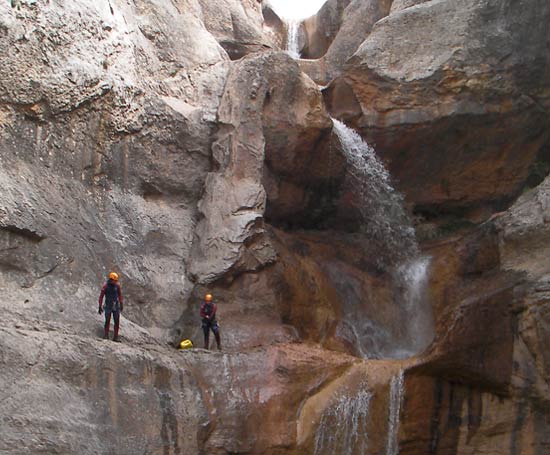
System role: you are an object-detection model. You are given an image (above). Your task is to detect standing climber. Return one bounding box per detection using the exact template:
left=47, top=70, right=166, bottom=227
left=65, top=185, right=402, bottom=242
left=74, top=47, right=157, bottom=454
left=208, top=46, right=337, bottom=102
left=200, top=293, right=221, bottom=350
left=98, top=272, right=124, bottom=342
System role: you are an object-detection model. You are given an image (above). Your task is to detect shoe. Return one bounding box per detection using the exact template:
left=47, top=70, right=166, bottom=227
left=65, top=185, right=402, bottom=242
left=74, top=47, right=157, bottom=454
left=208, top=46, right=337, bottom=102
left=103, top=333, right=109, bottom=340
left=112, top=336, right=121, bottom=343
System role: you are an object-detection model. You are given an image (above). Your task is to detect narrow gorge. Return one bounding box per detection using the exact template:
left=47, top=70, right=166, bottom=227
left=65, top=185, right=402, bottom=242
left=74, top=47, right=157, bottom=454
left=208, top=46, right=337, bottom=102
left=1, top=0, right=550, bottom=454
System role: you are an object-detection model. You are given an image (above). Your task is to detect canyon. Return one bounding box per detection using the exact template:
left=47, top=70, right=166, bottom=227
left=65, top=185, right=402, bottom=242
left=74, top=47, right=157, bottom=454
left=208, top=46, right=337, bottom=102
left=1, top=0, right=550, bottom=453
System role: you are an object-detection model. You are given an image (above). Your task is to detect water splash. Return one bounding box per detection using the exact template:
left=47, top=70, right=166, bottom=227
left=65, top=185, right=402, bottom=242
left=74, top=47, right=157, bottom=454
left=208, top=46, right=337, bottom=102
left=386, top=371, right=405, bottom=455
left=314, top=387, right=372, bottom=455
left=331, top=118, right=418, bottom=266
left=286, top=20, right=301, bottom=59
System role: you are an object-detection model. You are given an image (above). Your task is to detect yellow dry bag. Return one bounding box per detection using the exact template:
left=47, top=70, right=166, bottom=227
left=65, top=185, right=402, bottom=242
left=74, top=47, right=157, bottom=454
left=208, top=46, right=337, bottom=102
left=179, top=339, right=193, bottom=350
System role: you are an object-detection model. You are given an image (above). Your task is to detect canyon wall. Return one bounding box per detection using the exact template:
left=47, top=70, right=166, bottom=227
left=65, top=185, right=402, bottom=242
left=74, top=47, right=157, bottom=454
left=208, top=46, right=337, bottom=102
left=1, top=0, right=550, bottom=454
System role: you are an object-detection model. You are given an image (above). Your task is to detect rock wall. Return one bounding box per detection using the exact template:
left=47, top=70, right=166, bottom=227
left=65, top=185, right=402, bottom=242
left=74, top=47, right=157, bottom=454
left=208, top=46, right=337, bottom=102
left=324, top=0, right=550, bottom=217
left=1, top=0, right=550, bottom=454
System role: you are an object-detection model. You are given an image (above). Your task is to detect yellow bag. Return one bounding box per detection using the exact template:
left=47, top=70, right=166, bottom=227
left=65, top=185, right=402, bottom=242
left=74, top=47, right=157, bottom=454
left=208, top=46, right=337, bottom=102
left=179, top=339, right=193, bottom=350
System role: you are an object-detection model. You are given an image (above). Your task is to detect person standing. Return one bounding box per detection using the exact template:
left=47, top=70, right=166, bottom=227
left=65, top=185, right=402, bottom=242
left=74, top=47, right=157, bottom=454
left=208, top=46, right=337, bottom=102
left=200, top=293, right=221, bottom=350
left=98, top=272, right=124, bottom=342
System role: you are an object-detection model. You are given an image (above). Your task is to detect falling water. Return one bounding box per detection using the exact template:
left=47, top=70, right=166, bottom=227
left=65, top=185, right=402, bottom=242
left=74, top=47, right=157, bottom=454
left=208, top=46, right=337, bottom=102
left=286, top=20, right=301, bottom=59
left=314, top=387, right=372, bottom=455
left=331, top=119, right=418, bottom=266
left=331, top=118, right=434, bottom=358
left=386, top=371, right=405, bottom=455
left=395, top=256, right=434, bottom=354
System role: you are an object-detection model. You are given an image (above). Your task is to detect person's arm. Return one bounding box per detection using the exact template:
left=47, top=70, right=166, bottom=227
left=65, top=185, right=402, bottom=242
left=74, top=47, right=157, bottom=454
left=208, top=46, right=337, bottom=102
left=199, top=303, right=207, bottom=319
left=117, top=284, right=124, bottom=312
left=211, top=303, right=217, bottom=320
left=98, top=284, right=106, bottom=313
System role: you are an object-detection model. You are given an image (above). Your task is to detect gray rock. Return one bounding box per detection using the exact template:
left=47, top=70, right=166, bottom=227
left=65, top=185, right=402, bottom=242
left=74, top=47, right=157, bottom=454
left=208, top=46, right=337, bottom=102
left=197, top=0, right=276, bottom=59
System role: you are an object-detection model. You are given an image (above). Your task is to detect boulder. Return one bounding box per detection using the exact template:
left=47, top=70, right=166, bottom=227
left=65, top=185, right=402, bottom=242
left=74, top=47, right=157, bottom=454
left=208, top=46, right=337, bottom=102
left=302, top=0, right=352, bottom=59
left=188, top=52, right=332, bottom=284
left=300, top=0, right=393, bottom=84
left=325, top=0, right=550, bottom=216
left=197, top=0, right=277, bottom=59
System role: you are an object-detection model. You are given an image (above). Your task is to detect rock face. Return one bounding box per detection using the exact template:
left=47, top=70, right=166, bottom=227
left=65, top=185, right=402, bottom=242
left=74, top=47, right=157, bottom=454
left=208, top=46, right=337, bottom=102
left=0, top=0, right=231, bottom=339
left=197, top=0, right=278, bottom=59
left=2, top=0, right=550, bottom=454
left=396, top=176, right=550, bottom=454
left=299, top=0, right=393, bottom=84
left=325, top=0, right=550, bottom=217
left=188, top=52, right=330, bottom=284
left=302, top=0, right=351, bottom=59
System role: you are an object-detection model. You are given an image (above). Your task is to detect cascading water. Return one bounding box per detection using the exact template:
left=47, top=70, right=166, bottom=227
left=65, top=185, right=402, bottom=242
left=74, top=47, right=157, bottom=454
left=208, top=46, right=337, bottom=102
left=330, top=118, right=434, bottom=359
left=386, top=371, right=405, bottom=455
left=331, top=119, right=418, bottom=265
left=394, top=255, right=433, bottom=356
left=314, top=387, right=372, bottom=455
left=286, top=20, right=301, bottom=59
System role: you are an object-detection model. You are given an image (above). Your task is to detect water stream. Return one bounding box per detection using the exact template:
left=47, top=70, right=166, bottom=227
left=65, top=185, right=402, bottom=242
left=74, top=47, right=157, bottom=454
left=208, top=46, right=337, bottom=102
left=286, top=20, right=301, bottom=59
left=314, top=387, right=372, bottom=455
left=331, top=119, right=418, bottom=265
left=331, top=118, right=434, bottom=359
left=386, top=371, right=405, bottom=455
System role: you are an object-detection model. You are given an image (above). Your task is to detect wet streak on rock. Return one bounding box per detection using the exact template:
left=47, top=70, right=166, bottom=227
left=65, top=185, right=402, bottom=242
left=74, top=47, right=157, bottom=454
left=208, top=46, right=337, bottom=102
left=466, top=388, right=483, bottom=443
left=510, top=399, right=528, bottom=455
left=428, top=379, right=444, bottom=455
left=154, top=366, right=181, bottom=455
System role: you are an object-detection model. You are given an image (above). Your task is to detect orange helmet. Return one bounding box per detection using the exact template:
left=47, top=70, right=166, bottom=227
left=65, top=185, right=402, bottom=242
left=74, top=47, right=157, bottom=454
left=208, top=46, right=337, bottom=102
left=205, top=293, right=213, bottom=302
left=109, top=272, right=119, bottom=281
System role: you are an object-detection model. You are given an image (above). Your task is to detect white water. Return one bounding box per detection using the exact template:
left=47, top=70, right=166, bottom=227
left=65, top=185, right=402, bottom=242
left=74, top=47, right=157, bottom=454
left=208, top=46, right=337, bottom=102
left=395, top=256, right=434, bottom=355
left=331, top=118, right=434, bottom=359
left=286, top=20, right=301, bottom=59
left=314, top=387, right=372, bottom=455
left=386, top=371, right=405, bottom=455
left=331, top=119, right=418, bottom=265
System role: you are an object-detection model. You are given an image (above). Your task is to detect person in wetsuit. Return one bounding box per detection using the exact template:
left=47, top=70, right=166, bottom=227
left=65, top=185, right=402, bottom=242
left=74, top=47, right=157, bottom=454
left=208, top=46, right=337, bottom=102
left=98, top=272, right=124, bottom=342
left=200, top=293, right=221, bottom=350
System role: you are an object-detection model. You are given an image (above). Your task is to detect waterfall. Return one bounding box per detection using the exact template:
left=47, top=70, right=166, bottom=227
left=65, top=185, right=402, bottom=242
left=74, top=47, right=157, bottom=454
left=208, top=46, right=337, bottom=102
left=331, top=118, right=434, bottom=359
left=394, top=256, right=434, bottom=355
left=386, top=371, right=405, bottom=455
left=314, top=387, right=372, bottom=455
left=331, top=118, right=418, bottom=266
left=286, top=20, right=301, bottom=59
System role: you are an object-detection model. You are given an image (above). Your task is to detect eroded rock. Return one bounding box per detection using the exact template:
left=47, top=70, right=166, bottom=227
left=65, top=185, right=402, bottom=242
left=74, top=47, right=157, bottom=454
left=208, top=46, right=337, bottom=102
left=325, top=0, right=550, bottom=215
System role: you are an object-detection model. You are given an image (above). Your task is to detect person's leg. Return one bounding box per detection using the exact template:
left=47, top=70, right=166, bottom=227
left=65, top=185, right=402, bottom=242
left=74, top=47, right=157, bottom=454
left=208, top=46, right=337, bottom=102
left=212, top=324, right=221, bottom=350
left=202, top=322, right=210, bottom=349
left=104, top=310, right=112, bottom=339
left=112, top=310, right=120, bottom=341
